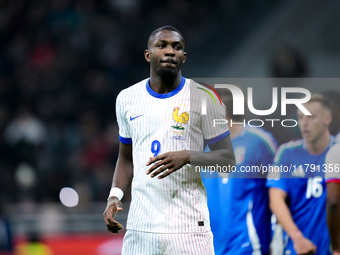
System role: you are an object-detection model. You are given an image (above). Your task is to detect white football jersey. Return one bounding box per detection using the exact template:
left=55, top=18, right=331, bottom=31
left=116, top=76, right=229, bottom=233
left=335, top=131, right=340, bottom=143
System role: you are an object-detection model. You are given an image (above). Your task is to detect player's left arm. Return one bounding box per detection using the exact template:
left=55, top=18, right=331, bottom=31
left=146, top=136, right=235, bottom=179
left=191, top=135, right=235, bottom=168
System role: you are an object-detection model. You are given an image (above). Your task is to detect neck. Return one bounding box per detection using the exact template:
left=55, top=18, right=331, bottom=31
left=229, top=119, right=244, bottom=139
left=149, top=70, right=182, bottom=94
left=305, top=131, right=331, bottom=155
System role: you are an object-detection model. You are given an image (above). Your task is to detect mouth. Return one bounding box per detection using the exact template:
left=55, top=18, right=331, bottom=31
left=302, top=130, right=310, bottom=136
left=160, top=59, right=178, bottom=65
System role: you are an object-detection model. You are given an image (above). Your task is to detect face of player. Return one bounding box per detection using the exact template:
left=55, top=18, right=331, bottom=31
left=144, top=30, right=187, bottom=78
left=297, top=101, right=331, bottom=144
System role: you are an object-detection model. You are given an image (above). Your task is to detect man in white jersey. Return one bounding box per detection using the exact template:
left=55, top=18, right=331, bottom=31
left=325, top=142, right=340, bottom=255
left=103, top=25, right=235, bottom=255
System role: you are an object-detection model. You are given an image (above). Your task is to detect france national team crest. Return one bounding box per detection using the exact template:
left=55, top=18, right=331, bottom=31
left=172, top=106, right=189, bottom=140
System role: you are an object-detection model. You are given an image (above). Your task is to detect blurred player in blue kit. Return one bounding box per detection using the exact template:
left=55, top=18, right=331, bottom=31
left=202, top=90, right=278, bottom=255
left=267, top=94, right=334, bottom=255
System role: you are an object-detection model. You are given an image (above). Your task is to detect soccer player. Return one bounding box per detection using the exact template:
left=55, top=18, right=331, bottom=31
left=325, top=142, right=340, bottom=255
left=103, top=25, right=235, bottom=255
left=202, top=90, right=278, bottom=255
left=267, top=94, right=334, bottom=255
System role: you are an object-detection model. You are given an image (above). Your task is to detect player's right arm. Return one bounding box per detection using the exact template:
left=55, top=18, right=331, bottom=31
left=103, top=142, right=133, bottom=233
left=269, top=188, right=317, bottom=255
left=326, top=181, right=340, bottom=255
left=325, top=143, right=340, bottom=255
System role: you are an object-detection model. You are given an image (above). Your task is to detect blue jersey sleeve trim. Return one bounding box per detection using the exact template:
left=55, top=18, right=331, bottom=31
left=265, top=185, right=288, bottom=195
left=206, top=130, right=230, bottom=145
left=119, top=136, right=132, bottom=144
left=146, top=76, right=185, bottom=98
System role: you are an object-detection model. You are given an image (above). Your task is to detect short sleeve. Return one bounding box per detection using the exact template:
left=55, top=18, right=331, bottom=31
left=266, top=143, right=289, bottom=192
left=201, top=91, right=230, bottom=145
left=116, top=91, right=132, bottom=144
left=266, top=177, right=289, bottom=193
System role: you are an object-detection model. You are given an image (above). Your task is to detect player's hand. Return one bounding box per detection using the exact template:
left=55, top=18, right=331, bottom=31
left=292, top=235, right=317, bottom=255
left=146, top=150, right=190, bottom=179
left=103, top=196, right=123, bottom=233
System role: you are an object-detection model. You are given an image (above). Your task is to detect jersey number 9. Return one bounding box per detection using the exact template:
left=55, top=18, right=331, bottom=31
left=151, top=140, right=161, bottom=157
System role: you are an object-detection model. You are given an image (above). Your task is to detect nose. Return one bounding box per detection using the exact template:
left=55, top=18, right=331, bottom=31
left=300, top=116, right=309, bottom=127
left=165, top=45, right=175, bottom=56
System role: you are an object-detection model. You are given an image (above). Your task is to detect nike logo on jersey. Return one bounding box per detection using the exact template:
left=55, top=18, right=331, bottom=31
left=130, top=114, right=144, bottom=121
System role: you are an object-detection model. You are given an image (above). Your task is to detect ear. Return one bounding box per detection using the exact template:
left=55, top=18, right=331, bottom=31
left=325, top=111, right=332, bottom=126
left=182, top=51, right=187, bottom=64
left=324, top=111, right=332, bottom=126
left=144, top=49, right=151, bottom=63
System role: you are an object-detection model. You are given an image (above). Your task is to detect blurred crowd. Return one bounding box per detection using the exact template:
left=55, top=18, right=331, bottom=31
left=0, top=0, right=130, bottom=204
left=0, top=0, right=281, bottom=205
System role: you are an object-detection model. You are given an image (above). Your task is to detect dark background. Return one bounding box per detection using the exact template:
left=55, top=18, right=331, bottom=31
left=0, top=0, right=339, bottom=252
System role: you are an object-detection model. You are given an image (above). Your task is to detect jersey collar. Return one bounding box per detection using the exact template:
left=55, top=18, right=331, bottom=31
left=302, top=135, right=335, bottom=153
left=146, top=76, right=185, bottom=99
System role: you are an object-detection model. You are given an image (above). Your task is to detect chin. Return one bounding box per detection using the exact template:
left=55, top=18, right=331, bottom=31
left=158, top=68, right=178, bottom=79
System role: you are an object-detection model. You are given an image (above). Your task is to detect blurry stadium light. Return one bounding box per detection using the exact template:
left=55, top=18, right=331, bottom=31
left=15, top=162, right=37, bottom=189
left=59, top=187, right=79, bottom=207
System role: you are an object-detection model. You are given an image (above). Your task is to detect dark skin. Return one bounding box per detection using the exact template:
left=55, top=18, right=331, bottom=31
left=327, top=182, right=340, bottom=255
left=145, top=30, right=187, bottom=93
left=103, top=143, right=132, bottom=233
left=103, top=29, right=235, bottom=233
left=146, top=138, right=234, bottom=179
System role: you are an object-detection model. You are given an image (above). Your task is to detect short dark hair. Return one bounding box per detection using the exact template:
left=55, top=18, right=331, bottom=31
left=147, top=25, right=185, bottom=49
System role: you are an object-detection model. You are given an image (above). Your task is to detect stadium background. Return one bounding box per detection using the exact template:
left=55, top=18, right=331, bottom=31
left=0, top=0, right=339, bottom=254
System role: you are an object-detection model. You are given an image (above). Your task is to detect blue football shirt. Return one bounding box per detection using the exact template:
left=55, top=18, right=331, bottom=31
left=203, top=126, right=277, bottom=255
left=266, top=137, right=335, bottom=255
